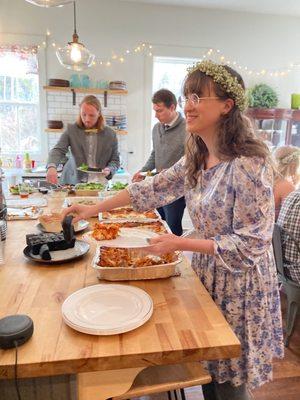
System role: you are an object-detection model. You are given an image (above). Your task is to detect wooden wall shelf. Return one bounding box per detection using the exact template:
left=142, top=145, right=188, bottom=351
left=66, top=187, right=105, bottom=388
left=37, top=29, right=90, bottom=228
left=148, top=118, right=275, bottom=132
left=43, top=86, right=128, bottom=95
left=246, top=107, right=300, bottom=146
left=44, top=128, right=128, bottom=135
left=246, top=108, right=292, bottom=120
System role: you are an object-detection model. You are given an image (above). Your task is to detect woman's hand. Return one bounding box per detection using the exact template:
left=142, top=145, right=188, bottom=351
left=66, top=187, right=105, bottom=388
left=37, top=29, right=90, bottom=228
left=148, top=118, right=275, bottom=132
left=132, top=171, right=145, bottom=183
left=146, top=233, right=183, bottom=255
left=61, top=204, right=98, bottom=223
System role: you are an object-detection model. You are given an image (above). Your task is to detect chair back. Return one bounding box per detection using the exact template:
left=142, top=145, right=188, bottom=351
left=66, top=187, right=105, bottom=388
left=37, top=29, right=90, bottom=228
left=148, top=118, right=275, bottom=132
left=272, top=223, right=285, bottom=276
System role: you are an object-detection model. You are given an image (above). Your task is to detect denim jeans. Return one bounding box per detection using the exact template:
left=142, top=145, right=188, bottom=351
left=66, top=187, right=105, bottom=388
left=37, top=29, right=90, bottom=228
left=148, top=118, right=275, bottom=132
left=157, top=196, right=186, bottom=236
left=202, top=381, right=253, bottom=400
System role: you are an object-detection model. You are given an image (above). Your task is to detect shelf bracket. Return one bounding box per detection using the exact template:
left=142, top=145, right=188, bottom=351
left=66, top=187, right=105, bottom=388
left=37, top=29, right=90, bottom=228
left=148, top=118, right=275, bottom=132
left=104, top=90, right=108, bottom=108
left=71, top=88, right=76, bottom=106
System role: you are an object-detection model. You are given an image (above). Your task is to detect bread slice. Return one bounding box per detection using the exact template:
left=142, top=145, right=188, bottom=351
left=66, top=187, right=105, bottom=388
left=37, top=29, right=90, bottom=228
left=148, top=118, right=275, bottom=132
left=39, top=213, right=62, bottom=233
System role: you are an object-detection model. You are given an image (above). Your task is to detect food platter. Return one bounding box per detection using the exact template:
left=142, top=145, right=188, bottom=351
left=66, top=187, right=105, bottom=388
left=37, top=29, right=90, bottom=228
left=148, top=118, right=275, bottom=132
left=6, top=198, right=48, bottom=209
left=64, top=197, right=100, bottom=207
left=92, top=220, right=170, bottom=234
left=99, top=207, right=160, bottom=222
left=91, top=246, right=181, bottom=281
left=9, top=186, right=35, bottom=195
left=7, top=207, right=42, bottom=220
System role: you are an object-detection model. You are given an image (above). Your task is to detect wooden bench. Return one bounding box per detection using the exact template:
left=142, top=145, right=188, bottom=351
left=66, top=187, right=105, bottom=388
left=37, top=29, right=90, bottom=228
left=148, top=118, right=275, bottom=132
left=77, top=362, right=212, bottom=400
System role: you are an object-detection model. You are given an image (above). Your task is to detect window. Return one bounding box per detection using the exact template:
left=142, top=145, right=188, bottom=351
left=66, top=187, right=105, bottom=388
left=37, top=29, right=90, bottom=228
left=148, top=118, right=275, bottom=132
left=152, top=56, right=198, bottom=130
left=153, top=56, right=198, bottom=106
left=0, top=45, right=40, bottom=158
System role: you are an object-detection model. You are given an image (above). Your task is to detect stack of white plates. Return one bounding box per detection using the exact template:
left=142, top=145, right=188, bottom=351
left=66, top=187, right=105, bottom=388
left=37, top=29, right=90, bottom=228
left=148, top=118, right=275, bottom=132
left=62, top=284, right=153, bottom=335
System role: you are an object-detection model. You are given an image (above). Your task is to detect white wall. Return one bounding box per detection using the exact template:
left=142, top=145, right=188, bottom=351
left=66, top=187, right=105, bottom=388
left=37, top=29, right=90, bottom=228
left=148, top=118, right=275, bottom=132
left=1, top=0, right=300, bottom=172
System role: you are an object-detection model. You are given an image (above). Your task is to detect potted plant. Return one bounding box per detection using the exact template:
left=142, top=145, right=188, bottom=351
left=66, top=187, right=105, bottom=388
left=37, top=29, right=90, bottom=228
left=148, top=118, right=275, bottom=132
left=247, top=83, right=279, bottom=108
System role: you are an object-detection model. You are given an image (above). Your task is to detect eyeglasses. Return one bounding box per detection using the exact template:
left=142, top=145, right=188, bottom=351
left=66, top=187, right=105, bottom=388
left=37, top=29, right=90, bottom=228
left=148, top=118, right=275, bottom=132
left=178, top=93, right=220, bottom=108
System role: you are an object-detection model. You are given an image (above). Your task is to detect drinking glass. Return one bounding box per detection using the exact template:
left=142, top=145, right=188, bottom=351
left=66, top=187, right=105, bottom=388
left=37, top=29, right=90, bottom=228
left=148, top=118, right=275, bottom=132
left=19, top=183, right=30, bottom=199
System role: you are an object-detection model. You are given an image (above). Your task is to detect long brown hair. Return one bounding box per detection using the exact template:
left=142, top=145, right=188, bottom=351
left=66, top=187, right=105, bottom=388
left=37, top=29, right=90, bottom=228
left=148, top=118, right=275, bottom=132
left=76, top=95, right=105, bottom=131
left=184, top=65, right=270, bottom=187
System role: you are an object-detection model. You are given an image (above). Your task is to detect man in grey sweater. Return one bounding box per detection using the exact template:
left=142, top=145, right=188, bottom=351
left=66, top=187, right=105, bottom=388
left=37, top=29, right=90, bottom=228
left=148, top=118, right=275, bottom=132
left=132, top=89, right=186, bottom=235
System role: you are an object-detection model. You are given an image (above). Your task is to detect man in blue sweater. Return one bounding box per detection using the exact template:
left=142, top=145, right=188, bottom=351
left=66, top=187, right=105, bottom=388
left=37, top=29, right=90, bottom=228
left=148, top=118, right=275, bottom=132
left=132, top=89, right=186, bottom=236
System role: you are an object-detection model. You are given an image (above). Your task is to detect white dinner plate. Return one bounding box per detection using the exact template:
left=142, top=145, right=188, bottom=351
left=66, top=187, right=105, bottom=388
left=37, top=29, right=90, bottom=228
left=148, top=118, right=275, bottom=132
left=62, top=284, right=153, bottom=335
left=23, top=240, right=90, bottom=264
left=82, top=227, right=158, bottom=247
left=77, top=168, right=105, bottom=175
left=36, top=219, right=89, bottom=234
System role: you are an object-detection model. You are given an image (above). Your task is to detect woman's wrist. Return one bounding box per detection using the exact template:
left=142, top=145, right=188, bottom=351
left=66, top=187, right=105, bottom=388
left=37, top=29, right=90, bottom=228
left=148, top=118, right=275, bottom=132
left=178, top=237, right=215, bottom=255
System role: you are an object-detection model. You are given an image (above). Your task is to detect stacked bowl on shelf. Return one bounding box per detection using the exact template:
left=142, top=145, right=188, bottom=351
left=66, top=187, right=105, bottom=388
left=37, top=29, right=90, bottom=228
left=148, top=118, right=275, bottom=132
left=104, top=114, right=127, bottom=130
left=48, top=79, right=70, bottom=87
left=109, top=81, right=127, bottom=90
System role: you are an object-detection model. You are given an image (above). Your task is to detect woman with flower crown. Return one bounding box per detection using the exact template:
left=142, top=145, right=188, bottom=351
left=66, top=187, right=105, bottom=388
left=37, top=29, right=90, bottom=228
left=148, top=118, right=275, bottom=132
left=273, top=145, right=300, bottom=219
left=62, top=61, right=284, bottom=399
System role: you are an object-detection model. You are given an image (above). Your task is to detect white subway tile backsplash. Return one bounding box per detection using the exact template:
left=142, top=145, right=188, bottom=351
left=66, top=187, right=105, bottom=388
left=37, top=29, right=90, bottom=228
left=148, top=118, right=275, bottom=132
left=46, top=89, right=128, bottom=168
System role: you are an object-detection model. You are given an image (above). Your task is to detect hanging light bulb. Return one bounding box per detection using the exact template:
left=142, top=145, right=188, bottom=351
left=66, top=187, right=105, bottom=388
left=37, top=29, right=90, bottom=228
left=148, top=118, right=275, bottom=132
left=70, top=43, right=82, bottom=63
left=56, top=1, right=95, bottom=71
left=25, top=0, right=73, bottom=7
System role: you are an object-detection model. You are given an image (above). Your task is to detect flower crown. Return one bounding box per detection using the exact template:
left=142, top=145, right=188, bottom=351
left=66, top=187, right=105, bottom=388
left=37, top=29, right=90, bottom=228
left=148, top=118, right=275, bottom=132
left=280, top=150, right=300, bottom=165
left=187, top=60, right=247, bottom=111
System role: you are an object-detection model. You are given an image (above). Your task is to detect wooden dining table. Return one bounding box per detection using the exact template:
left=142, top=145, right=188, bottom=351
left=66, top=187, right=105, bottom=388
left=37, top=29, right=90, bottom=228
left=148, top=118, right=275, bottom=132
left=0, top=194, right=240, bottom=398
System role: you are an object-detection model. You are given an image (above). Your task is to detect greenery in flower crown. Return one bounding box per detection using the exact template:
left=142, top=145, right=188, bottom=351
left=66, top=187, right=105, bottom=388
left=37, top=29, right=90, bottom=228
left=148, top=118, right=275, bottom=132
left=280, top=149, right=300, bottom=165
left=187, top=60, right=247, bottom=111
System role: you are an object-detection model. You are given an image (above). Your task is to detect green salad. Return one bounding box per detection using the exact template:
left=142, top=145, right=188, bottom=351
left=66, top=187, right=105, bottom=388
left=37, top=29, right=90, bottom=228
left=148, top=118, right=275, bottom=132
left=78, top=163, right=89, bottom=171
left=75, top=182, right=105, bottom=190
left=110, top=182, right=128, bottom=191
left=9, top=185, right=34, bottom=195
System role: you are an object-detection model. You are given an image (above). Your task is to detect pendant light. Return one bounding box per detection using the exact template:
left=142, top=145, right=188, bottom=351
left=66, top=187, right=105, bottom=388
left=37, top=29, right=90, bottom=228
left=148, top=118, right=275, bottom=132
left=25, top=0, right=73, bottom=7
left=56, top=1, right=95, bottom=71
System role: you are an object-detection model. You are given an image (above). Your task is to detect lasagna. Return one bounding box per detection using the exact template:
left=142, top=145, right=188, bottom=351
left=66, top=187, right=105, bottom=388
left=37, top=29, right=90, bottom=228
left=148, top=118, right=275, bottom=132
left=102, top=207, right=158, bottom=220
left=97, top=246, right=177, bottom=268
left=92, top=222, right=120, bottom=240
left=98, top=221, right=168, bottom=234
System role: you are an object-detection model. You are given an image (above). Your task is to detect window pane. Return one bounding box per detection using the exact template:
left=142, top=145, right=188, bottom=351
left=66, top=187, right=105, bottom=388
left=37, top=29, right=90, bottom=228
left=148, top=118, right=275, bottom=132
left=16, top=77, right=38, bottom=102
left=5, top=77, right=11, bottom=100
left=18, top=105, right=39, bottom=152
left=0, top=103, right=40, bottom=154
left=0, top=77, right=4, bottom=100
left=153, top=57, right=198, bottom=102
left=0, top=103, right=18, bottom=153
left=0, top=48, right=40, bottom=157
left=152, top=56, right=198, bottom=132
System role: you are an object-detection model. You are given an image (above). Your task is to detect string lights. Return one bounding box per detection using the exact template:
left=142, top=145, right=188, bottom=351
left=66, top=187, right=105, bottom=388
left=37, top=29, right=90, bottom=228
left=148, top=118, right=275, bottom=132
left=19, top=36, right=300, bottom=77
left=201, top=48, right=299, bottom=78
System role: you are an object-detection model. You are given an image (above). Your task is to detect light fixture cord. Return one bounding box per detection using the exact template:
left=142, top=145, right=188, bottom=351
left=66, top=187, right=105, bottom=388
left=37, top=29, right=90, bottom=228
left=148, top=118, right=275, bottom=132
left=73, top=1, right=77, bottom=35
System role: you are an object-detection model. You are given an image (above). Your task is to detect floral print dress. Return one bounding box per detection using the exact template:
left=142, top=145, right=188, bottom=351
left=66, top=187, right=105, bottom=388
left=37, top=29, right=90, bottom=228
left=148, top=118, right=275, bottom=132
left=127, top=156, right=284, bottom=389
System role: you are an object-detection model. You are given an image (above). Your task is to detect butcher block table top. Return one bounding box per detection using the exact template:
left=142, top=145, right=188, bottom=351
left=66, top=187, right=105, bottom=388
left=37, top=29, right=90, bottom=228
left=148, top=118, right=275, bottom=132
left=0, top=195, right=240, bottom=379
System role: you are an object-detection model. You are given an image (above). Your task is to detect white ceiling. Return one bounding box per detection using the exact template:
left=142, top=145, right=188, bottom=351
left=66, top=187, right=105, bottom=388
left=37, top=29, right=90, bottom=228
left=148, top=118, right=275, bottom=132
left=119, top=0, right=300, bottom=17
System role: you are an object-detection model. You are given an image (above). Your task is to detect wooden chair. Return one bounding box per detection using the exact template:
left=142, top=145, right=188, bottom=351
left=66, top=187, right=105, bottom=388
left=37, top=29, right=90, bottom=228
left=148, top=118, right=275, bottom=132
left=77, top=362, right=212, bottom=400
left=272, top=223, right=300, bottom=346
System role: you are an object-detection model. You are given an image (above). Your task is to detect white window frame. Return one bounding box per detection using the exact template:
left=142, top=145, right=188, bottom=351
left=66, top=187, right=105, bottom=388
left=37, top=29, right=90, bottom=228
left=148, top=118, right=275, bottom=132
left=143, top=44, right=210, bottom=159
left=0, top=33, right=47, bottom=163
